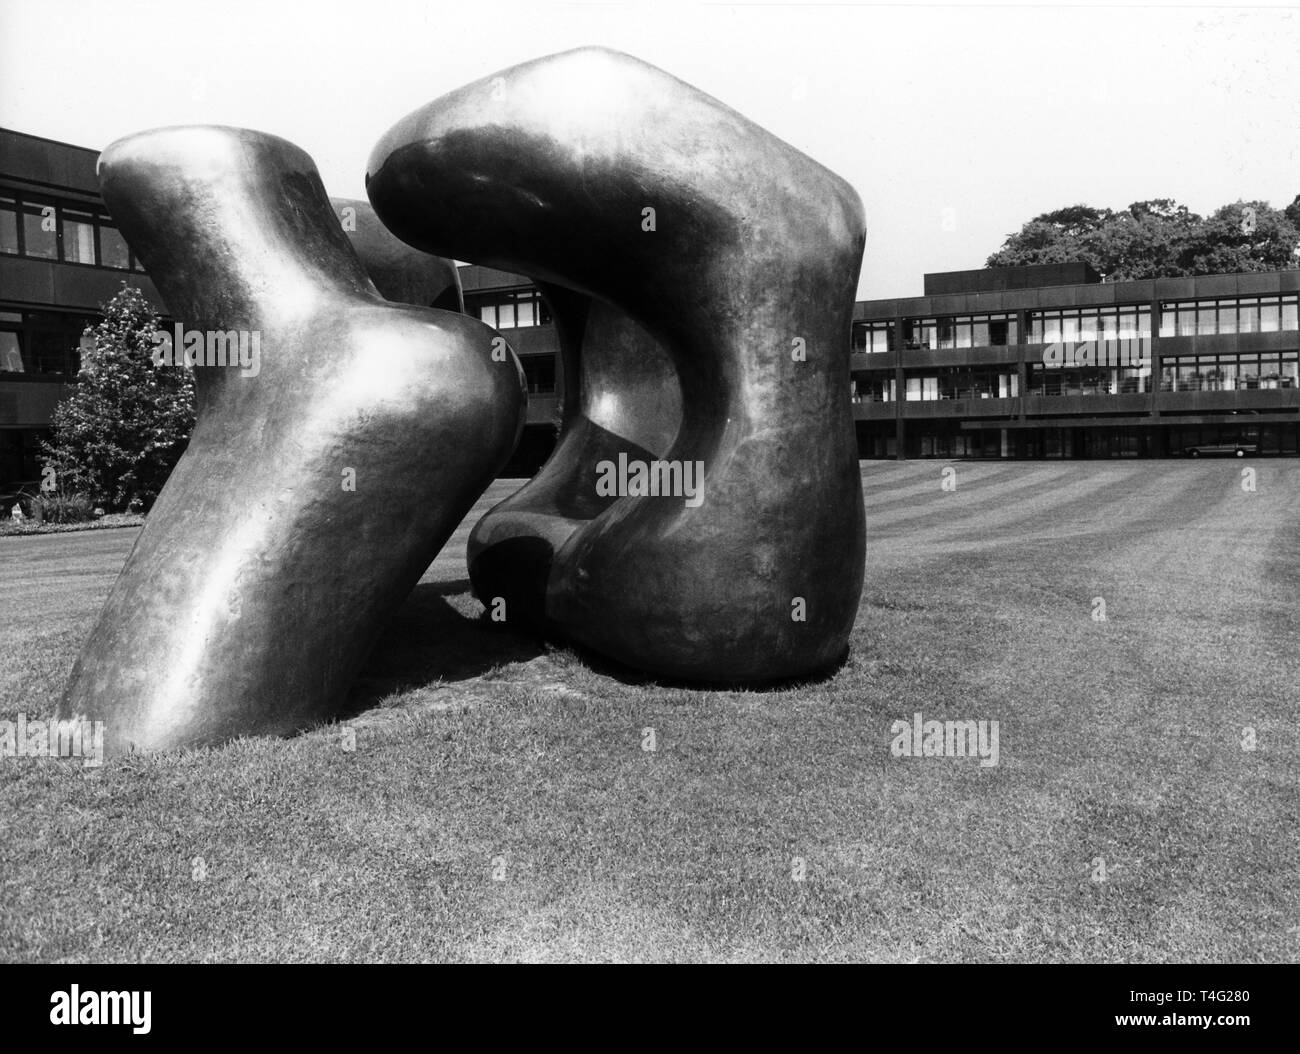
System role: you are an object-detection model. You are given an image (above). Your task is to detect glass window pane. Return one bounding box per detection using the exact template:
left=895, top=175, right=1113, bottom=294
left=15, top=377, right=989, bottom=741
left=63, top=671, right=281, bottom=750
left=1282, top=357, right=1299, bottom=388
left=99, top=225, right=130, bottom=269
left=1283, top=299, right=1298, bottom=331
left=478, top=305, right=496, bottom=327
left=971, top=322, right=990, bottom=346
left=496, top=303, right=516, bottom=329
left=1238, top=299, right=1258, bottom=333
left=1077, top=312, right=1099, bottom=342
left=1197, top=306, right=1216, bottom=335
left=1261, top=303, right=1280, bottom=332
left=0, top=200, right=17, bottom=254
left=1177, top=306, right=1195, bottom=335
left=0, top=332, right=23, bottom=372
left=937, top=320, right=955, bottom=349
left=22, top=205, right=57, bottom=258
left=62, top=211, right=96, bottom=264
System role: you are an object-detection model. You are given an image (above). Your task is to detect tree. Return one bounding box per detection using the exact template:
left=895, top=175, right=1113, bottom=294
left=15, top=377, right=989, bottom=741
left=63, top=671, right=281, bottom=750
left=987, top=197, right=1300, bottom=280
left=41, top=283, right=195, bottom=511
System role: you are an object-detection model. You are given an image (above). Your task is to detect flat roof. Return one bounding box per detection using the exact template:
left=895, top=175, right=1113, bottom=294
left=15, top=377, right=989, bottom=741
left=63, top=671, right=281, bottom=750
left=856, top=269, right=1300, bottom=320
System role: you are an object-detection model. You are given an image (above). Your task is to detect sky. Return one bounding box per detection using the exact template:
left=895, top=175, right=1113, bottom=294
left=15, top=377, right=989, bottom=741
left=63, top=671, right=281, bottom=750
left=1, top=0, right=1296, bottom=300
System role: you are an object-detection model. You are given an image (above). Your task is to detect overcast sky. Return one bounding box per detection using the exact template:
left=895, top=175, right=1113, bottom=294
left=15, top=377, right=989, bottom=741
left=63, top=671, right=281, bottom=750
left=1, top=0, right=1295, bottom=299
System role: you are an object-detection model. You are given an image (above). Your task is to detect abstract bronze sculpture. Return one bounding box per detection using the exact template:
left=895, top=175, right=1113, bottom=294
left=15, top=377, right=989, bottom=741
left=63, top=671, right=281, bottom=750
left=58, top=127, right=525, bottom=755
left=367, top=47, right=866, bottom=683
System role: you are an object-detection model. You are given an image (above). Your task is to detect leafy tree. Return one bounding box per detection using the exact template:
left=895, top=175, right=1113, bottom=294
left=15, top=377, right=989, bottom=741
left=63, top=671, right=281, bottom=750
left=987, top=197, right=1300, bottom=280
left=1179, top=201, right=1300, bottom=276
left=41, top=283, right=195, bottom=511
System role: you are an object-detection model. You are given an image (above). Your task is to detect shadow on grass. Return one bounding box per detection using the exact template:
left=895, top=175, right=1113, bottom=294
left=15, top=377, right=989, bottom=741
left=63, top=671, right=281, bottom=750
left=343, top=579, right=545, bottom=715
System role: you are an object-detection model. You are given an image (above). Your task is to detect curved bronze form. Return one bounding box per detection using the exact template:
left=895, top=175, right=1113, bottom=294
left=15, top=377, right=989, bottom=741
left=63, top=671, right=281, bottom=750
left=329, top=196, right=464, bottom=312
left=58, top=126, right=525, bottom=755
left=367, top=47, right=866, bottom=683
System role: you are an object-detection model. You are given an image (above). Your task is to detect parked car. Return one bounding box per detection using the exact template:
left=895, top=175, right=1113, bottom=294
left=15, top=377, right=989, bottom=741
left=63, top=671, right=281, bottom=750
left=1183, top=443, right=1258, bottom=458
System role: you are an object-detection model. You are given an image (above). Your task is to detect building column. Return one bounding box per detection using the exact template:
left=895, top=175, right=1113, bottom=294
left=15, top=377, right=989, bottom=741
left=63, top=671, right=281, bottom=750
left=893, top=311, right=906, bottom=460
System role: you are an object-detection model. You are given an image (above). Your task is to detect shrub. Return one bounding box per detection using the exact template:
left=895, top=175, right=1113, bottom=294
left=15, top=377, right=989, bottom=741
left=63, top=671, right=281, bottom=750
left=33, top=489, right=96, bottom=524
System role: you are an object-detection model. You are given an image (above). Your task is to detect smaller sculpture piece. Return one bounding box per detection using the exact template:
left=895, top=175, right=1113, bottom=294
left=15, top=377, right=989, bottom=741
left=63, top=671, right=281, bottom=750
left=57, top=126, right=525, bottom=755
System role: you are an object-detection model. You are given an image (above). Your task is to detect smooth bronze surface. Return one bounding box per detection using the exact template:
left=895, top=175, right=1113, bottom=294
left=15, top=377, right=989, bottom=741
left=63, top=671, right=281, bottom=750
left=367, top=47, right=866, bottom=683
left=58, top=126, right=525, bottom=754
left=329, top=196, right=464, bottom=312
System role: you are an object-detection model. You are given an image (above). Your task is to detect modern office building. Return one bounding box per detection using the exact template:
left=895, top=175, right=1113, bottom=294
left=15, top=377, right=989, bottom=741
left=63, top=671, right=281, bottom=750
left=852, top=263, right=1300, bottom=458
left=0, top=128, right=166, bottom=489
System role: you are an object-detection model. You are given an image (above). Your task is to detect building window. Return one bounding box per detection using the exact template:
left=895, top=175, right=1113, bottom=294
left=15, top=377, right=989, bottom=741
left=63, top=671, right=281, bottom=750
left=61, top=207, right=97, bottom=264
left=851, top=373, right=895, bottom=401
left=0, top=196, right=19, bottom=255
left=902, top=313, right=1018, bottom=350
left=99, top=224, right=131, bottom=270
left=0, top=193, right=143, bottom=269
left=852, top=321, right=892, bottom=353
left=1159, top=351, right=1298, bottom=391
left=901, top=367, right=1018, bottom=400
left=1158, top=295, right=1299, bottom=337
left=476, top=289, right=550, bottom=330
left=1029, top=306, right=1151, bottom=344
left=1028, top=362, right=1152, bottom=396
left=0, top=331, right=23, bottom=372
left=0, top=311, right=96, bottom=376
left=21, top=201, right=58, bottom=259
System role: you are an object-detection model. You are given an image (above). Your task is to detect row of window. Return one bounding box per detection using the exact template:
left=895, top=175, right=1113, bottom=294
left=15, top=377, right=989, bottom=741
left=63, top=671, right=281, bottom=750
left=0, top=192, right=145, bottom=271
left=0, top=310, right=96, bottom=375
left=1026, top=367, right=1153, bottom=397
left=855, top=295, right=1299, bottom=353
left=1158, top=352, right=1300, bottom=392
left=860, top=423, right=1300, bottom=460
left=853, top=368, right=1020, bottom=403
left=854, top=352, right=1300, bottom=401
left=1028, top=307, right=1152, bottom=345
left=1158, top=296, right=1298, bottom=337
left=474, top=289, right=551, bottom=330
left=854, top=314, right=1020, bottom=353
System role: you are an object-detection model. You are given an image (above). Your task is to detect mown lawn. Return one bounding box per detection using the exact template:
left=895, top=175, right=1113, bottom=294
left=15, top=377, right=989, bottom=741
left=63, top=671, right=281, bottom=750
left=1, top=460, right=1297, bottom=962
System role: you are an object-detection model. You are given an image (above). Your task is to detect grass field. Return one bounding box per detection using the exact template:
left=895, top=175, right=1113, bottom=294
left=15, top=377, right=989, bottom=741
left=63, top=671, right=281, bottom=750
left=2, top=460, right=1298, bottom=963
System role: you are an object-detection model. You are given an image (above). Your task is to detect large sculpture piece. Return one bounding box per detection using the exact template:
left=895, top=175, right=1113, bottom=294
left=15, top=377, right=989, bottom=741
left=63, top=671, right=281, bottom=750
left=367, top=47, right=866, bottom=683
left=57, top=127, right=525, bottom=755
